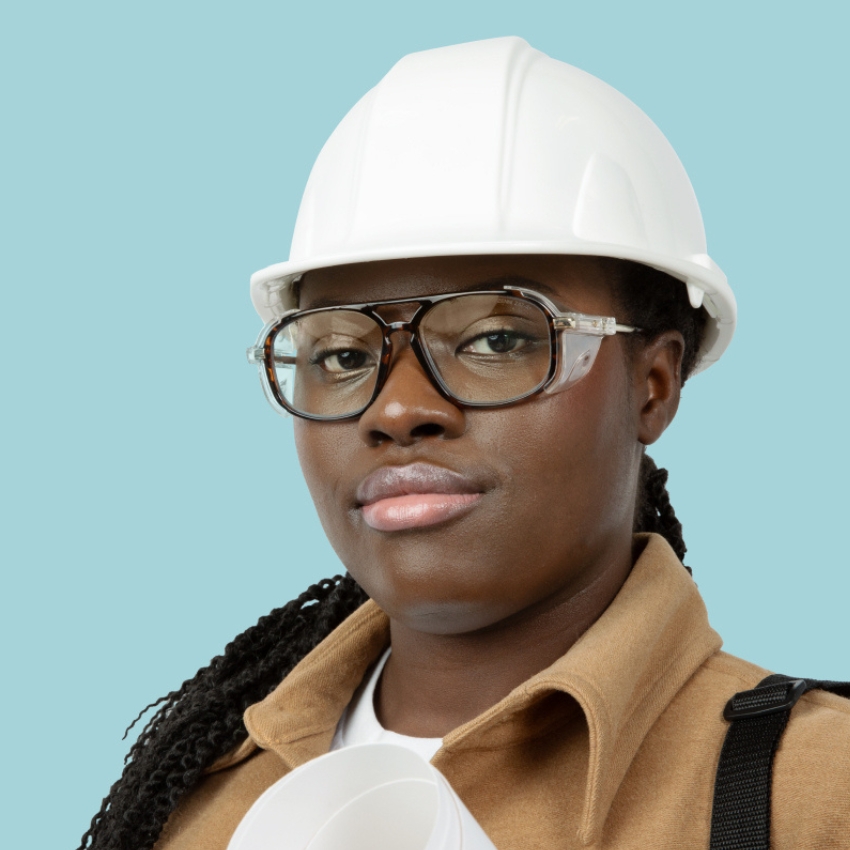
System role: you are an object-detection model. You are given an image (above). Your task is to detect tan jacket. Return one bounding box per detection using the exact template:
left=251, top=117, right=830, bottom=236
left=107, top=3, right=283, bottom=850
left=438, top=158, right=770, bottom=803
left=155, top=535, right=850, bottom=849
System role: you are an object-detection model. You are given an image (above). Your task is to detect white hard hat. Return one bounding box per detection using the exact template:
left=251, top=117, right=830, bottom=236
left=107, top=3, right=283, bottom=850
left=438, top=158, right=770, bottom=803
left=251, top=37, right=736, bottom=372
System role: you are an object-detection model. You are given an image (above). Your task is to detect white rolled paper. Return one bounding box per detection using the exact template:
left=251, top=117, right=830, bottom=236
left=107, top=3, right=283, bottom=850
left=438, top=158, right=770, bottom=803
left=227, top=742, right=497, bottom=850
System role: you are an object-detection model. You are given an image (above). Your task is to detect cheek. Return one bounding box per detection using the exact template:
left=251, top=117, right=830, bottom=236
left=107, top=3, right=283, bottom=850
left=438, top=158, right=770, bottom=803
left=500, top=407, right=626, bottom=525
left=496, top=350, right=638, bottom=539
left=293, top=421, right=354, bottom=544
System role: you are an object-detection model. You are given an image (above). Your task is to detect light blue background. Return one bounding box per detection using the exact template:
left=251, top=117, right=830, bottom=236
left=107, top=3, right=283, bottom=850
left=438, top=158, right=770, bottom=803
left=2, top=2, right=847, bottom=847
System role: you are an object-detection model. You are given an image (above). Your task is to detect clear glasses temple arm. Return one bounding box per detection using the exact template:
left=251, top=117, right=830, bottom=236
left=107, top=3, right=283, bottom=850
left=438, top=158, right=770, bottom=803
left=247, top=319, right=276, bottom=366
left=246, top=346, right=296, bottom=366
left=245, top=310, right=302, bottom=364
left=506, top=285, right=639, bottom=335
left=246, top=317, right=298, bottom=418
left=553, top=316, right=639, bottom=335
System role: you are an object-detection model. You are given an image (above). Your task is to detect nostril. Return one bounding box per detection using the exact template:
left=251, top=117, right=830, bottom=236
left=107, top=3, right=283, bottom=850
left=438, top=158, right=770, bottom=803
left=411, top=423, right=445, bottom=439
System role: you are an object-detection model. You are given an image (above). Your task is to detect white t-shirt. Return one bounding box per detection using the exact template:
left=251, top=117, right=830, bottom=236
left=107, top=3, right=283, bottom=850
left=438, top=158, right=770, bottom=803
left=330, top=648, right=443, bottom=762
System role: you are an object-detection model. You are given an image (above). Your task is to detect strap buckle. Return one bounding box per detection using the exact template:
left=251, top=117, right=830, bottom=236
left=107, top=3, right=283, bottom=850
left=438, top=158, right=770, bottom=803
left=723, top=678, right=807, bottom=721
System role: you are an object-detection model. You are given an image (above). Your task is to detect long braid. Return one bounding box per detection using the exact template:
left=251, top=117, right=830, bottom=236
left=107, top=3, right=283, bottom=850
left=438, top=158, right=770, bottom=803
left=634, top=453, right=688, bottom=568
left=78, top=574, right=368, bottom=850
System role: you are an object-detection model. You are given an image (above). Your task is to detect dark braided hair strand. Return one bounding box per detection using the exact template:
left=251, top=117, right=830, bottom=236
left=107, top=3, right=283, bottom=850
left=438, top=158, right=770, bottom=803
left=635, top=454, right=687, bottom=565
left=78, top=576, right=368, bottom=850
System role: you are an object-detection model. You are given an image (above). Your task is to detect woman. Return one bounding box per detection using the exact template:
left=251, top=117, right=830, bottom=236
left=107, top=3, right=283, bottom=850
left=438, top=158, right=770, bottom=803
left=79, top=37, right=849, bottom=850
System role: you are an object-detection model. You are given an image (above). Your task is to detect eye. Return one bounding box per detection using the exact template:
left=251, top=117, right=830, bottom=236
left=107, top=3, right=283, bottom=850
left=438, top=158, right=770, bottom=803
left=312, top=348, right=374, bottom=373
left=461, top=331, right=530, bottom=355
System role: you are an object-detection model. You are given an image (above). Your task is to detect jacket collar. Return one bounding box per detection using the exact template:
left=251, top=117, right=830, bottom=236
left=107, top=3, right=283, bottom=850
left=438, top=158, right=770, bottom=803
left=243, top=534, right=721, bottom=845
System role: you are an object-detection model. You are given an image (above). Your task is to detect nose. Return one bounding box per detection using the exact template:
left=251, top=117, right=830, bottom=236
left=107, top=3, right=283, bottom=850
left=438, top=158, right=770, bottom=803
left=357, top=341, right=466, bottom=447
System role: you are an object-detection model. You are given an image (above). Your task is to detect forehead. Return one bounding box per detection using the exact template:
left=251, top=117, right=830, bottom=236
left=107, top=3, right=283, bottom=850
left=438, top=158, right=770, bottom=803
left=297, top=255, right=618, bottom=313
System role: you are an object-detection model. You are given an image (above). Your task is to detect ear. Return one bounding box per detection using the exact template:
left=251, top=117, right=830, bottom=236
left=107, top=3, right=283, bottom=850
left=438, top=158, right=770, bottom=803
left=632, top=330, right=684, bottom=446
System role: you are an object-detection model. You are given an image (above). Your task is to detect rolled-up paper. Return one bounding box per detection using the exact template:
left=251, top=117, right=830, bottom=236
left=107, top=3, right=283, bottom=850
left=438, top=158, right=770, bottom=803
left=227, top=743, right=497, bottom=850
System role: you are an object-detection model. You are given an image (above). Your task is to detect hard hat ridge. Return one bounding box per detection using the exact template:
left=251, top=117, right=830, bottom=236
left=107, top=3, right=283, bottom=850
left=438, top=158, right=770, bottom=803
left=251, top=37, right=736, bottom=372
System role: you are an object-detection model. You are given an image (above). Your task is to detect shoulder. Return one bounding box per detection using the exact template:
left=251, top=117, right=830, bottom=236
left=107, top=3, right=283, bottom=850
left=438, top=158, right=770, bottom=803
left=691, top=650, right=850, bottom=763
left=690, top=651, right=850, bottom=849
left=694, top=650, right=850, bottom=743
left=155, top=749, right=289, bottom=850
left=773, top=681, right=850, bottom=849
left=684, top=649, right=850, bottom=723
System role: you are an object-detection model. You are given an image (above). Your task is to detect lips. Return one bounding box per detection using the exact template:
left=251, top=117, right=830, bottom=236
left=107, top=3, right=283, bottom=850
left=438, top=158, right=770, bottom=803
left=356, top=462, right=485, bottom=531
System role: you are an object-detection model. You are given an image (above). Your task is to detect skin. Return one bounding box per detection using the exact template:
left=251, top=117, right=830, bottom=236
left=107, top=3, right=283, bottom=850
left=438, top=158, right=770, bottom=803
left=294, top=254, right=684, bottom=738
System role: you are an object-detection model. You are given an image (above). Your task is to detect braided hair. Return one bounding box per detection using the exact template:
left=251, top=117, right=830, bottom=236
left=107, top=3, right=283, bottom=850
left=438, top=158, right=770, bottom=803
left=78, top=259, right=706, bottom=850
left=77, top=576, right=370, bottom=850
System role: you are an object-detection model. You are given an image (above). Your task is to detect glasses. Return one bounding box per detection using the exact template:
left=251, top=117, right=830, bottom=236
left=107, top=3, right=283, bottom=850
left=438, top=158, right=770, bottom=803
left=247, top=286, right=639, bottom=421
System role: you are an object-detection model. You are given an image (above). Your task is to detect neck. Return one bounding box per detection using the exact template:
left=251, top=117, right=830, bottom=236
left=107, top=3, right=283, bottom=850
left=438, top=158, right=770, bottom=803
left=375, top=537, right=639, bottom=738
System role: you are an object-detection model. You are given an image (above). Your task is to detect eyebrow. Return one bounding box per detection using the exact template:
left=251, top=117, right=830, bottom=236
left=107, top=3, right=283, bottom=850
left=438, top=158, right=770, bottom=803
left=301, top=274, right=563, bottom=309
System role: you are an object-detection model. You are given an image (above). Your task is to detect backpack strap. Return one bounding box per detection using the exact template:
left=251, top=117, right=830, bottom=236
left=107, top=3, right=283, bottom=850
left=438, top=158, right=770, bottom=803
left=709, top=674, right=850, bottom=850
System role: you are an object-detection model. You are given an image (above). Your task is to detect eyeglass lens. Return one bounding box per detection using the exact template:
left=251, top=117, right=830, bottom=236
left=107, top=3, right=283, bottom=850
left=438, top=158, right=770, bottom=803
left=270, top=293, right=553, bottom=418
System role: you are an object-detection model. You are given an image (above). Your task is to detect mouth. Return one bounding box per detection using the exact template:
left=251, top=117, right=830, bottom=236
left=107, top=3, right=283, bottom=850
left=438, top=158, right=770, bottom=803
left=356, top=462, right=485, bottom=532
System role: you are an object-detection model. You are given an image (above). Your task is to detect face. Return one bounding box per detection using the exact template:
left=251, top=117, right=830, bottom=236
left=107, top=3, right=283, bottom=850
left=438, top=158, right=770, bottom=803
left=293, top=255, right=658, bottom=636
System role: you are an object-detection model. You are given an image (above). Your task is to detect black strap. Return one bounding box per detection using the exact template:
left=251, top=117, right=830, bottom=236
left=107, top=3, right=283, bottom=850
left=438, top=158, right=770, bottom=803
left=709, top=674, right=850, bottom=850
